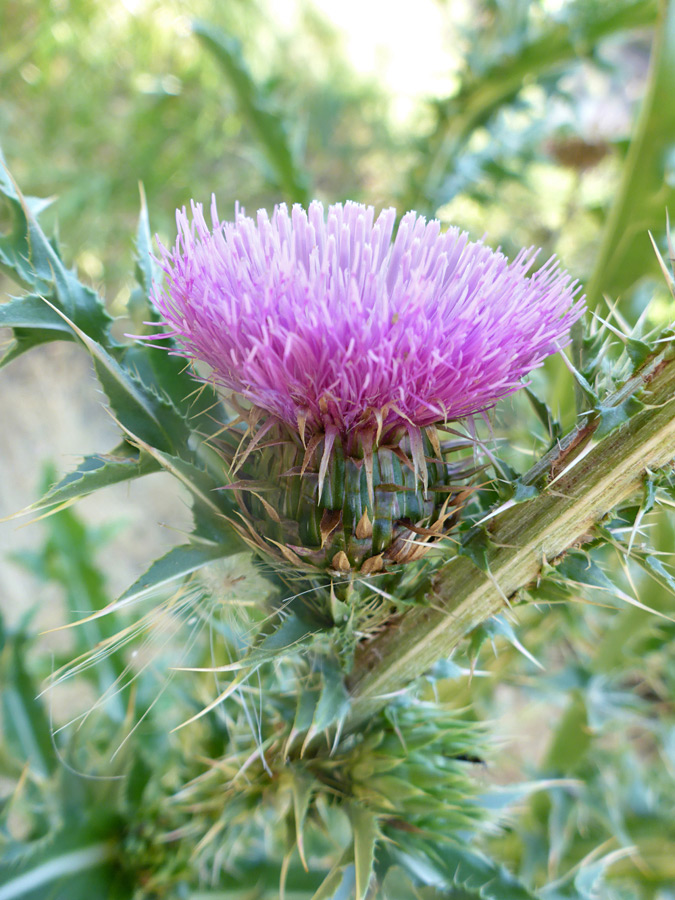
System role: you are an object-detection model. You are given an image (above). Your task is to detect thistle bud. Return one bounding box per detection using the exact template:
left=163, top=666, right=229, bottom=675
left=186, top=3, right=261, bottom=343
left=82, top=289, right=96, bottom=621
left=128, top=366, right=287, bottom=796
left=228, top=421, right=477, bottom=575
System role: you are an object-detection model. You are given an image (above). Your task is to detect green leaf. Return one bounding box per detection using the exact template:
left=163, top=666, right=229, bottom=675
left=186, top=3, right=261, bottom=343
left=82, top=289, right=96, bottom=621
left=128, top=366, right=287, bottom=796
left=0, top=160, right=112, bottom=348
left=291, top=773, right=315, bottom=871
left=381, top=867, right=478, bottom=900
left=257, top=614, right=318, bottom=655
left=193, top=21, right=310, bottom=204
left=556, top=550, right=625, bottom=596
left=120, top=344, right=229, bottom=453
left=31, top=298, right=179, bottom=453
left=312, top=659, right=350, bottom=733
left=595, top=396, right=643, bottom=438
left=545, top=692, right=592, bottom=772
left=11, top=474, right=130, bottom=716
left=481, top=616, right=542, bottom=670
left=133, top=184, right=161, bottom=310
left=288, top=689, right=320, bottom=750
left=117, top=541, right=239, bottom=606
left=637, top=553, right=675, bottom=597
left=393, top=837, right=538, bottom=900
left=0, top=294, right=77, bottom=367
left=585, top=0, right=675, bottom=306
left=641, top=473, right=657, bottom=514
left=86, top=339, right=178, bottom=452
left=573, top=847, right=636, bottom=899
left=0, top=633, right=57, bottom=778
left=0, top=293, right=75, bottom=334
left=32, top=444, right=161, bottom=511
left=459, top=527, right=491, bottom=572
left=0, top=834, right=117, bottom=900
left=115, top=439, right=234, bottom=531
left=525, top=387, right=562, bottom=441
left=512, top=479, right=539, bottom=503
left=565, top=359, right=597, bottom=404
left=348, top=804, right=378, bottom=900
left=626, top=336, right=653, bottom=368
left=310, top=850, right=355, bottom=900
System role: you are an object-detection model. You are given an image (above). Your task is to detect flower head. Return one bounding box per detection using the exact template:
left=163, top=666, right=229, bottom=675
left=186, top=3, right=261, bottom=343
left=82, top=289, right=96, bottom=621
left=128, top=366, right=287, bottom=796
left=152, top=200, right=584, bottom=454
left=150, top=200, right=584, bottom=574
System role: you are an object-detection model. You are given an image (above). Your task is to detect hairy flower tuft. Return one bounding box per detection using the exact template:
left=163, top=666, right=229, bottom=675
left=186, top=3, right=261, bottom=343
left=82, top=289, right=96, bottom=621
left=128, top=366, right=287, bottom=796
left=152, top=200, right=584, bottom=450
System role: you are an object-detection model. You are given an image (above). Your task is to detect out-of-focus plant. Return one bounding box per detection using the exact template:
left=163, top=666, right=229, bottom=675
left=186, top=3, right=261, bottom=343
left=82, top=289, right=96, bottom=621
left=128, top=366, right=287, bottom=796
left=0, top=495, right=536, bottom=899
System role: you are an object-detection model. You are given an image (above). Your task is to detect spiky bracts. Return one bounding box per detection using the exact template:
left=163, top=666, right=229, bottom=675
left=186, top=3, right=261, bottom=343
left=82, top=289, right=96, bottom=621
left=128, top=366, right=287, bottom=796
left=151, top=200, right=584, bottom=574
left=225, top=423, right=477, bottom=577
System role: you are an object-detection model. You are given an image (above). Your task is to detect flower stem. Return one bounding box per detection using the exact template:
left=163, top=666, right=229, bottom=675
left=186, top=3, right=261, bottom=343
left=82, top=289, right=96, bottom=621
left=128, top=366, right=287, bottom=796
left=346, top=346, right=675, bottom=724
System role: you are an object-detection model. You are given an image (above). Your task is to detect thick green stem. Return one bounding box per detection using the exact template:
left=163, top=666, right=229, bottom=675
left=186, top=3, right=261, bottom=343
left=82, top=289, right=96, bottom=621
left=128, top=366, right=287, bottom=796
left=347, top=348, right=675, bottom=724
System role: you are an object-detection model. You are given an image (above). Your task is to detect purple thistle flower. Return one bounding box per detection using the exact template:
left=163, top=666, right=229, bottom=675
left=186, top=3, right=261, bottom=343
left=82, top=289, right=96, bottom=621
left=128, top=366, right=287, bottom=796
left=151, top=200, right=584, bottom=487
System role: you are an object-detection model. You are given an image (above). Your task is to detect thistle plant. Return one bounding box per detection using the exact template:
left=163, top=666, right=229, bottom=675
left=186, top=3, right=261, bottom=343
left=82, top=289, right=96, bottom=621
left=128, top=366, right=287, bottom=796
left=3, top=149, right=675, bottom=895
left=2, top=4, right=675, bottom=894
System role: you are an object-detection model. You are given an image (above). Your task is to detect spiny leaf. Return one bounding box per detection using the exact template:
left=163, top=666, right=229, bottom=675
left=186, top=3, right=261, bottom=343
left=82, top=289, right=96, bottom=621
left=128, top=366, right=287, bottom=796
left=525, top=387, right=562, bottom=442
left=480, top=615, right=543, bottom=670
left=636, top=553, right=675, bottom=598
left=117, top=541, right=239, bottom=606
left=626, top=336, right=653, bottom=368
left=564, top=357, right=598, bottom=404
left=0, top=326, right=75, bottom=368
left=291, top=773, right=315, bottom=871
left=32, top=445, right=161, bottom=511
left=390, top=837, right=538, bottom=900
left=107, top=431, right=235, bottom=529
left=556, top=550, right=674, bottom=621
left=555, top=551, right=620, bottom=593
left=310, top=848, right=355, bottom=900
left=348, top=804, right=379, bottom=900
left=459, top=527, right=491, bottom=572
left=0, top=161, right=112, bottom=348
left=312, top=658, right=350, bottom=734
left=15, top=477, right=130, bottom=717
left=256, top=614, right=318, bottom=655
left=38, top=297, right=178, bottom=452
left=0, top=293, right=75, bottom=335
left=0, top=293, right=78, bottom=367
left=595, top=395, right=644, bottom=438
left=186, top=614, right=321, bottom=675
left=285, top=689, right=320, bottom=756
left=573, top=847, right=637, bottom=899
left=121, top=344, right=229, bottom=453
left=0, top=832, right=118, bottom=900
left=131, top=183, right=161, bottom=315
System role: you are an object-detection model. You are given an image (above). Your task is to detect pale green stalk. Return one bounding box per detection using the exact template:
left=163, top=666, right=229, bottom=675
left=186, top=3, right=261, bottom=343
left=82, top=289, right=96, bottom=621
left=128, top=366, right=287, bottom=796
left=347, top=347, right=675, bottom=723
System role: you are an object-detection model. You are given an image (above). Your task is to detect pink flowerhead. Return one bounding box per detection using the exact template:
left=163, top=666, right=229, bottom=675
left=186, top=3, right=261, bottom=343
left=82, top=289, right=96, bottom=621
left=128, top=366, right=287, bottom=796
left=151, top=200, right=584, bottom=446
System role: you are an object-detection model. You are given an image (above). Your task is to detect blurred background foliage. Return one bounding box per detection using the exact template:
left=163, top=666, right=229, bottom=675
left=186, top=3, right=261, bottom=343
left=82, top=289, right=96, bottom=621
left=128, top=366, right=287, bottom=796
left=2, top=0, right=675, bottom=897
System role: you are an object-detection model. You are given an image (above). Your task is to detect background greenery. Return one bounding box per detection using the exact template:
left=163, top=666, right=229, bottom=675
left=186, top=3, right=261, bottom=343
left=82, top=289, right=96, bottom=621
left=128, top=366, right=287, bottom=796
left=1, top=0, right=675, bottom=897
